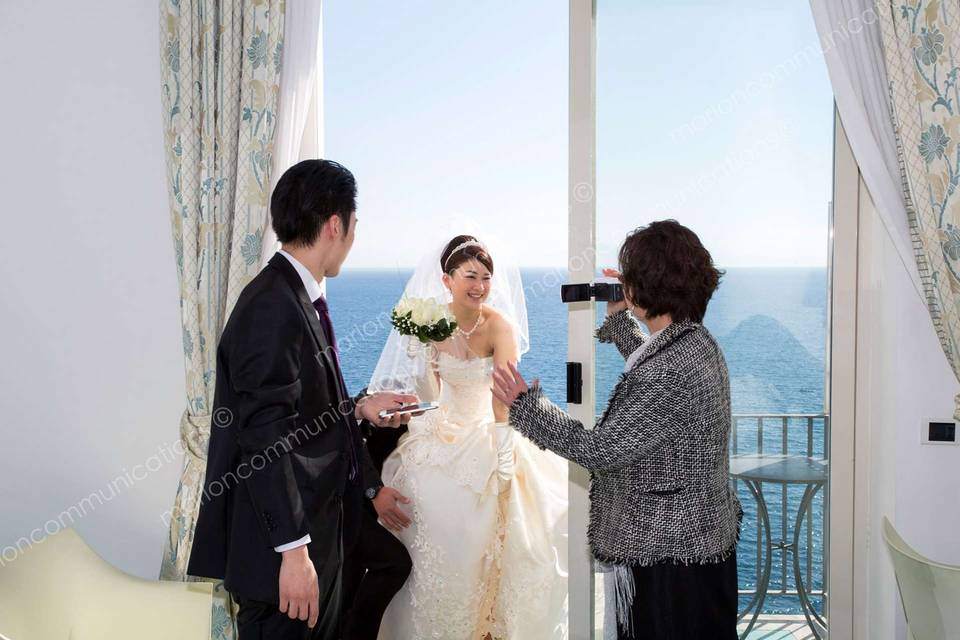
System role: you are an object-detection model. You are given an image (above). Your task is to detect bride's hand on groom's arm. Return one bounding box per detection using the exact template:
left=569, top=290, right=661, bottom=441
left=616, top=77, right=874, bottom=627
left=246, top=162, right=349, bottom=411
left=373, top=487, right=412, bottom=531
left=278, top=545, right=320, bottom=628
left=355, top=392, right=419, bottom=428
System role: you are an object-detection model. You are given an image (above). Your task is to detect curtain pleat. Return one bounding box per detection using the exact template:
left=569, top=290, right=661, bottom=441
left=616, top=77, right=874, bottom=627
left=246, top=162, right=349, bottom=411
left=158, top=1, right=286, bottom=637
left=877, top=0, right=960, bottom=418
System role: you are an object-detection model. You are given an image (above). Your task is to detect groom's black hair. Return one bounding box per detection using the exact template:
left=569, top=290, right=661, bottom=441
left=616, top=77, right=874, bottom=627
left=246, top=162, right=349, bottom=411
left=270, top=159, right=357, bottom=246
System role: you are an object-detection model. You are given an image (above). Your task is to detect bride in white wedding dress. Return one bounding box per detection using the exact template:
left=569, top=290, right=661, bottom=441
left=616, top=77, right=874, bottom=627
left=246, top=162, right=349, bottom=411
left=369, top=235, right=568, bottom=640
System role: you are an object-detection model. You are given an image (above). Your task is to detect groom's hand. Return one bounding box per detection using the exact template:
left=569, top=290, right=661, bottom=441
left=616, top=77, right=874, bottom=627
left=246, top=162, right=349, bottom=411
left=356, top=392, right=419, bottom=428
left=373, top=487, right=412, bottom=531
left=279, top=546, right=319, bottom=628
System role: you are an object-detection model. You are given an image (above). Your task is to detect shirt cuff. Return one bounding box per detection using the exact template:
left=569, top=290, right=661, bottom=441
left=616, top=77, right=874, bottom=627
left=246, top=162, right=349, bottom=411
left=274, top=534, right=311, bottom=553
left=353, top=391, right=368, bottom=424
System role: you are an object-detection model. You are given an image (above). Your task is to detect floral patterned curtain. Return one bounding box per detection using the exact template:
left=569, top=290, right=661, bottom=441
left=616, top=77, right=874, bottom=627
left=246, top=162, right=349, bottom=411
left=158, top=1, right=284, bottom=637
left=879, top=0, right=960, bottom=418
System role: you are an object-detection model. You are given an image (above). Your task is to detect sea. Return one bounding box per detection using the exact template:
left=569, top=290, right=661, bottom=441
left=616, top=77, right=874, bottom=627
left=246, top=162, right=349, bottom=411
left=328, top=267, right=828, bottom=615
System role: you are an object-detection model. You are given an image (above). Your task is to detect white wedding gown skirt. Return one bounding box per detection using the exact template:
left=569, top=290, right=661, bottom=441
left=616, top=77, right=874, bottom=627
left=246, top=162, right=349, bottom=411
left=378, top=353, right=568, bottom=640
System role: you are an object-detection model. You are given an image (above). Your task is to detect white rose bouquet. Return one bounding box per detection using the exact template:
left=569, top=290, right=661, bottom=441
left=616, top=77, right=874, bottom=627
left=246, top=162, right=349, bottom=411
left=391, top=296, right=458, bottom=344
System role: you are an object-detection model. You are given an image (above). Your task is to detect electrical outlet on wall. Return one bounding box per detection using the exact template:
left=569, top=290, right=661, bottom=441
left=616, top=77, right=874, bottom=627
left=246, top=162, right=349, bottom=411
left=922, top=420, right=958, bottom=445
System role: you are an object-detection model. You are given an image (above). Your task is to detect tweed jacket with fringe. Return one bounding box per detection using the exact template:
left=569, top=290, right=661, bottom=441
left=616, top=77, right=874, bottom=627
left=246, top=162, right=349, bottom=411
left=510, top=311, right=742, bottom=566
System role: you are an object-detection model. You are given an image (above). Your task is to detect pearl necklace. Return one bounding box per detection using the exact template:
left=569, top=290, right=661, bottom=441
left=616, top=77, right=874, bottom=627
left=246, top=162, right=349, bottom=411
left=457, top=308, right=484, bottom=339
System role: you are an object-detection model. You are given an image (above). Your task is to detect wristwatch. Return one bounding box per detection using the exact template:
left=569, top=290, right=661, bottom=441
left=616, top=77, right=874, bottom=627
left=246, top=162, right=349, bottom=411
left=365, top=484, right=383, bottom=500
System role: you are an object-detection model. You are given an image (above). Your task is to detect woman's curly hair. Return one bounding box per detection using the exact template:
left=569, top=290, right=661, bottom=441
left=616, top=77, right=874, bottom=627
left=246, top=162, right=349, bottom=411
left=618, top=220, right=723, bottom=323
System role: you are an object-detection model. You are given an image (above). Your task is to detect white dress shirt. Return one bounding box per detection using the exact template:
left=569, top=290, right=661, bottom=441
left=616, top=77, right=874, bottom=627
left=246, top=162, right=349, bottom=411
left=279, top=249, right=323, bottom=314
left=624, top=327, right=664, bottom=373
left=272, top=250, right=322, bottom=553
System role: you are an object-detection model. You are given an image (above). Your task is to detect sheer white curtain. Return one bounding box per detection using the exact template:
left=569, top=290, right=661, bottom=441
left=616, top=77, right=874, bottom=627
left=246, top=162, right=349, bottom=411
left=809, top=0, right=923, bottom=297
left=259, top=0, right=325, bottom=268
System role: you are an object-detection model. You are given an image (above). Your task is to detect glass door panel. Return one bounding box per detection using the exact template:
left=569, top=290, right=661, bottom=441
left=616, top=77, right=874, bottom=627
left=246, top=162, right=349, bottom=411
left=323, top=1, right=574, bottom=635
left=592, top=2, right=833, bottom=637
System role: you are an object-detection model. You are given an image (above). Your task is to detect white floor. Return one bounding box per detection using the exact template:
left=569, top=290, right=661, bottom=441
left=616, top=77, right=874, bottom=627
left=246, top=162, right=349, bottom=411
left=740, top=615, right=817, bottom=639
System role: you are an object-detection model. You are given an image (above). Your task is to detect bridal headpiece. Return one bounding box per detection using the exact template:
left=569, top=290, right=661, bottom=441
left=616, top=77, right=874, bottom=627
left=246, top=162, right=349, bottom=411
left=443, top=240, right=488, bottom=271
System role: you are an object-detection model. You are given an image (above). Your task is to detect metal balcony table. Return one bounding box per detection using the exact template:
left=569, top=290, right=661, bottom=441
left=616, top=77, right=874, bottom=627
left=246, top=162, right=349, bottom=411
left=730, top=453, right=827, bottom=639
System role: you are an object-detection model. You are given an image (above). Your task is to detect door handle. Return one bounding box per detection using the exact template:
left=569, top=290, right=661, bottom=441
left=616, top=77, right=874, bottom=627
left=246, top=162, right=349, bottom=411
left=566, top=361, right=583, bottom=404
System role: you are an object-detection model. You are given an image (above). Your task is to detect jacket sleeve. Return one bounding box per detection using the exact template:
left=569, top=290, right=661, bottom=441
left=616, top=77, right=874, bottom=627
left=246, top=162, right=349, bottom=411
left=351, top=387, right=385, bottom=493
left=509, top=371, right=688, bottom=472
left=228, top=299, right=310, bottom=548
left=596, top=310, right=647, bottom=360
left=359, top=439, right=383, bottom=494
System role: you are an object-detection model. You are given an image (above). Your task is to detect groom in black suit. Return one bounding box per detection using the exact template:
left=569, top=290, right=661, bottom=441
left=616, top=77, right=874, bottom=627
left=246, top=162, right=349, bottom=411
left=189, top=159, right=414, bottom=639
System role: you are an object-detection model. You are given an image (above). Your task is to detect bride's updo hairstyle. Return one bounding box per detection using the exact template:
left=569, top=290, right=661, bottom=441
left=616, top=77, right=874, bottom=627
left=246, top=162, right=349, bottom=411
left=441, top=234, right=495, bottom=275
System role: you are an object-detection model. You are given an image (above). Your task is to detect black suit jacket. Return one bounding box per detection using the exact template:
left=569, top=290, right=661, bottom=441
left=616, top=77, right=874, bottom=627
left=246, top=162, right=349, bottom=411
left=362, top=422, right=407, bottom=475
left=188, top=253, right=381, bottom=605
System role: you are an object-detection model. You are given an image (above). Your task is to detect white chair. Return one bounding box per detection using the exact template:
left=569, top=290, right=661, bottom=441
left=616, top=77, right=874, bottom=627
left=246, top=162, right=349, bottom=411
left=883, top=517, right=960, bottom=640
left=0, top=528, right=212, bottom=640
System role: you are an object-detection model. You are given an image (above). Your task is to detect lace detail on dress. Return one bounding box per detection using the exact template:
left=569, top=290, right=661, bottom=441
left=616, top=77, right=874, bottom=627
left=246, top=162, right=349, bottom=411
left=378, top=354, right=568, bottom=640
left=402, top=471, right=501, bottom=638
left=393, top=353, right=498, bottom=496
left=435, top=352, right=496, bottom=421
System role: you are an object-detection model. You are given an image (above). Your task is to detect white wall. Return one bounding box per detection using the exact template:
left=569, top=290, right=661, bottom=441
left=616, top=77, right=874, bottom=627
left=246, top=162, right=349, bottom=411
left=0, top=2, right=184, bottom=578
left=855, top=182, right=960, bottom=639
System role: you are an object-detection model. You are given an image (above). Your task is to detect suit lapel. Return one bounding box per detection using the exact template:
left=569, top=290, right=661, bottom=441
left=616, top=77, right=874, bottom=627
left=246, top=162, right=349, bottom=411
left=597, top=323, right=699, bottom=427
left=268, top=253, right=344, bottom=402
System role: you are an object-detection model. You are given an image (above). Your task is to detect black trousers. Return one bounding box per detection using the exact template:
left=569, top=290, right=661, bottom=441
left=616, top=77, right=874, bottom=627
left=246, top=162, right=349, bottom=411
left=236, top=596, right=334, bottom=640
left=619, top=552, right=739, bottom=640
left=341, top=504, right=412, bottom=640
left=237, top=497, right=410, bottom=640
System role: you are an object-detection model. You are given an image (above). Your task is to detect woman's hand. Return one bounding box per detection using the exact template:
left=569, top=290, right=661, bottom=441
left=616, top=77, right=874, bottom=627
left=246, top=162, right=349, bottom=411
left=492, top=361, right=537, bottom=407
left=603, top=268, right=628, bottom=316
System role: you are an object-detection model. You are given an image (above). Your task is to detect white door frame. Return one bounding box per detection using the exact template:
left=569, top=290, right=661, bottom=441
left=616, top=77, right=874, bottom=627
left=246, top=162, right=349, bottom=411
left=567, top=1, right=598, bottom=638
left=829, top=108, right=860, bottom=640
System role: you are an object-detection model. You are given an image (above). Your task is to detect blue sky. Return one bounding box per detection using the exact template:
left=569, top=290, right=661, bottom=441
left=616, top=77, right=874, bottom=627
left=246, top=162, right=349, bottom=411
left=323, top=1, right=833, bottom=269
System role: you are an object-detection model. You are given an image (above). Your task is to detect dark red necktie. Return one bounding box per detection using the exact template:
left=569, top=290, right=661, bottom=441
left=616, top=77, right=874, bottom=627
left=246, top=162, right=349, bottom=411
left=312, top=295, right=357, bottom=480
left=312, top=296, right=341, bottom=371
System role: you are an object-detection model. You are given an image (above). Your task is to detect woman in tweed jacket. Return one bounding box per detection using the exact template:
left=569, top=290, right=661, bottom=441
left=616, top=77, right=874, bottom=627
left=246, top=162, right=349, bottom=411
left=493, top=220, right=742, bottom=640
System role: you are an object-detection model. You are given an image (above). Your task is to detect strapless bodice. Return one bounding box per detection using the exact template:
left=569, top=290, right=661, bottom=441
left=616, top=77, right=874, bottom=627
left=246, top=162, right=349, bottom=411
left=436, top=352, right=495, bottom=425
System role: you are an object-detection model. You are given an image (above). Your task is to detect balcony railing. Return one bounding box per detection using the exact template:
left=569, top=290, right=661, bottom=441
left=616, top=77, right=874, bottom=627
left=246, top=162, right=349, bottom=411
left=730, top=414, right=829, bottom=609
